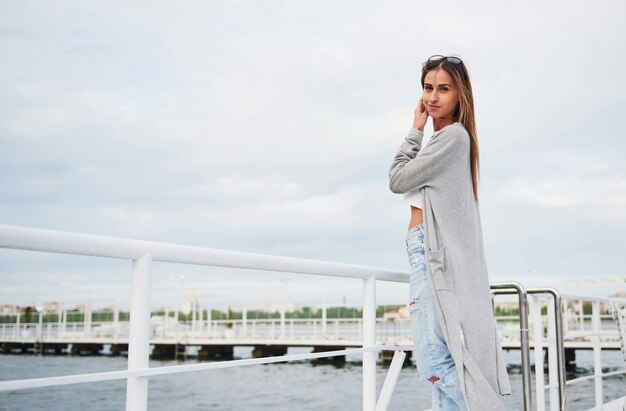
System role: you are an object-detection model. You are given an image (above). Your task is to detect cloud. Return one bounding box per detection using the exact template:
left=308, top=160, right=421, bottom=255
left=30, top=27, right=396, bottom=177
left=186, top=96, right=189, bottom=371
left=1, top=0, right=625, bottom=308
left=494, top=163, right=626, bottom=224
left=95, top=178, right=382, bottom=240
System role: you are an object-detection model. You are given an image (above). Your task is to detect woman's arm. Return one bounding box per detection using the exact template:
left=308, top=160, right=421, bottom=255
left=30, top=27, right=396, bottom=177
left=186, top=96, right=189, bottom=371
left=388, top=125, right=465, bottom=194
left=387, top=127, right=424, bottom=192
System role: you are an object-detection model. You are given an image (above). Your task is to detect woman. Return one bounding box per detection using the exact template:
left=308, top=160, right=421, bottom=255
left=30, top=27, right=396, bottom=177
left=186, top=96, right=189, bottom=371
left=389, top=55, right=511, bottom=411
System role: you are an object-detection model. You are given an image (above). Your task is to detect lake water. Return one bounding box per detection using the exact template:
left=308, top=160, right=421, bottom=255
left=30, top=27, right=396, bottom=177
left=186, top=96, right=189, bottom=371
left=0, top=348, right=624, bottom=410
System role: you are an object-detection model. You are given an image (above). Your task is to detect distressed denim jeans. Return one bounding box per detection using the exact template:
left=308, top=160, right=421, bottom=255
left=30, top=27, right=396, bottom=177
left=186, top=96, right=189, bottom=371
left=406, top=223, right=467, bottom=411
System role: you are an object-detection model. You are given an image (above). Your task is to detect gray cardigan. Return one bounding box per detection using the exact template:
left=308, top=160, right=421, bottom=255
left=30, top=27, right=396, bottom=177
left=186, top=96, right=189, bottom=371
left=389, top=123, right=512, bottom=411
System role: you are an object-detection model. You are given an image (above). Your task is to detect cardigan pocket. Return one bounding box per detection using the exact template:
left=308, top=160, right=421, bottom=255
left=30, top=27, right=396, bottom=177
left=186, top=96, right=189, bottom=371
left=428, top=246, right=454, bottom=291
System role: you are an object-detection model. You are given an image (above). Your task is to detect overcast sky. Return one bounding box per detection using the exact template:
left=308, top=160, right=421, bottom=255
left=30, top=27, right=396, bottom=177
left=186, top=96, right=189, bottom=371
left=1, top=1, right=625, bottom=311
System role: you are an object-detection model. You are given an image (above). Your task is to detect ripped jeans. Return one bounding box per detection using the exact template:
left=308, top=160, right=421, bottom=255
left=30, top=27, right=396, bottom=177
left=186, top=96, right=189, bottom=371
left=406, top=223, right=467, bottom=411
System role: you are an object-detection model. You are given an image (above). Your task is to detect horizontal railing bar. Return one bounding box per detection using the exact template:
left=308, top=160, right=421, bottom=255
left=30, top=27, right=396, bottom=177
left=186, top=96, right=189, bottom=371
left=565, top=370, right=626, bottom=385
left=0, top=224, right=407, bottom=282
left=560, top=293, right=626, bottom=304
left=564, top=332, right=619, bottom=338
left=490, top=290, right=626, bottom=305
left=1, top=318, right=527, bottom=326
left=0, top=344, right=414, bottom=392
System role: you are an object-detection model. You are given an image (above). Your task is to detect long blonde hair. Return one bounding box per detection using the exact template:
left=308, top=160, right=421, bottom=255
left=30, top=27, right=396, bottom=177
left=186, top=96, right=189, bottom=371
left=421, top=56, right=480, bottom=202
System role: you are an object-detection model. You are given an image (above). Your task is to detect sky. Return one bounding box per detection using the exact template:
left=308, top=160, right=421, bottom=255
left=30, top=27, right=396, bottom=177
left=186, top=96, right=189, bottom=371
left=1, top=0, right=625, bottom=311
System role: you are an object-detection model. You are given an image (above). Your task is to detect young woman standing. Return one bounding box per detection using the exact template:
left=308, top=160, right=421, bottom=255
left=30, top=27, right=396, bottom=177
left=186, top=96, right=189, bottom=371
left=389, top=55, right=511, bottom=411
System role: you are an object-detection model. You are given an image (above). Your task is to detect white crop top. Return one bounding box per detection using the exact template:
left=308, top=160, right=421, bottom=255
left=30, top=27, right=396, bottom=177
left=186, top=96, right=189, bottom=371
left=402, top=130, right=433, bottom=209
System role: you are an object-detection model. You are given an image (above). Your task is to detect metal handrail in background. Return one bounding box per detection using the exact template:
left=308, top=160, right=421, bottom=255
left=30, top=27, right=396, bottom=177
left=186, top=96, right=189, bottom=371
left=491, top=286, right=568, bottom=410
left=490, top=282, right=532, bottom=411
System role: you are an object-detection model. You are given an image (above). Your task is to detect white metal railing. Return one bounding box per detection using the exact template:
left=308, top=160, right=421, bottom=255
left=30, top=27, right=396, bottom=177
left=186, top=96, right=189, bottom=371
left=3, top=312, right=621, bottom=350
left=2, top=224, right=625, bottom=411
left=0, top=223, right=408, bottom=411
left=559, top=293, right=626, bottom=411
left=485, top=285, right=626, bottom=411
left=0, top=318, right=382, bottom=342
left=525, top=291, right=626, bottom=411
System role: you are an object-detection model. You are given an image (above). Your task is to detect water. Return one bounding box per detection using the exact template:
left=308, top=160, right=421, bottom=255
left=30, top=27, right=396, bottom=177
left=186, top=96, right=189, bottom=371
left=0, top=348, right=624, bottom=410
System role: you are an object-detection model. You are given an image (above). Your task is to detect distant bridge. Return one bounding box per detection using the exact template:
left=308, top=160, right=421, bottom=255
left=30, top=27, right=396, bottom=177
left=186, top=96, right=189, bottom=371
left=1, top=313, right=621, bottom=359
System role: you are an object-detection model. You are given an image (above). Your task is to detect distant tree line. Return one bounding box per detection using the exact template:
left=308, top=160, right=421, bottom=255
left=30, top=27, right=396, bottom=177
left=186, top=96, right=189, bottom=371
left=1, top=304, right=406, bottom=323
left=0, top=310, right=130, bottom=324
left=2, top=302, right=608, bottom=324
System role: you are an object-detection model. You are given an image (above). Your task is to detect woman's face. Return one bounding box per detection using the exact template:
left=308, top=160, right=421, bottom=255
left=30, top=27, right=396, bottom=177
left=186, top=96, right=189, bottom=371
left=422, top=68, right=460, bottom=120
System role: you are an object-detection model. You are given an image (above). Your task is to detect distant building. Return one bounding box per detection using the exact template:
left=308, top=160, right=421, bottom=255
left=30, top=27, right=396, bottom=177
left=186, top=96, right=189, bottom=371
left=383, top=307, right=409, bottom=321
left=42, top=302, right=63, bottom=312
left=0, top=305, right=18, bottom=315
left=72, top=303, right=88, bottom=313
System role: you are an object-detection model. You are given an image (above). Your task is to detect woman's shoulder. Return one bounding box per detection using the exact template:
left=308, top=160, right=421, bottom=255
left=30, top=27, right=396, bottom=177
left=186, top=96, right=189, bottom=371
left=435, top=122, right=469, bottom=145
left=434, top=121, right=466, bottom=135
left=450, top=121, right=468, bottom=135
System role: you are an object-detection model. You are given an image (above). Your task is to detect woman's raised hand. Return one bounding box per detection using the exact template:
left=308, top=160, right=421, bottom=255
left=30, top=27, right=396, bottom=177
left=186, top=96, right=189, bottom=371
left=412, top=100, right=429, bottom=131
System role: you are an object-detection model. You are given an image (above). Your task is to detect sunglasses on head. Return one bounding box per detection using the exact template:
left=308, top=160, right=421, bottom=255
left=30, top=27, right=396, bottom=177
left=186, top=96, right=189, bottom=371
left=427, top=55, right=463, bottom=65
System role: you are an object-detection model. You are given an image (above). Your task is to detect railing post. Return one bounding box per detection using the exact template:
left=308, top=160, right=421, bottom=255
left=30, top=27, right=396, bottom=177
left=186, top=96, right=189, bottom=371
left=592, top=301, right=603, bottom=410
left=322, top=303, right=327, bottom=338
left=57, top=304, right=62, bottom=336
left=548, top=290, right=567, bottom=410
left=62, top=306, right=67, bottom=335
left=362, top=275, right=376, bottom=411
left=376, top=350, right=406, bottom=411
left=578, top=301, right=584, bottom=331
left=242, top=308, right=247, bottom=338
left=190, top=299, right=196, bottom=332
left=114, top=306, right=120, bottom=341
left=83, top=302, right=91, bottom=337
left=518, top=285, right=531, bottom=411
left=38, top=310, right=43, bottom=342
left=208, top=307, right=213, bottom=338
left=546, top=294, right=559, bottom=410
left=280, top=306, right=285, bottom=339
left=530, top=296, right=545, bottom=411
left=126, top=253, right=152, bottom=411
left=198, top=300, right=203, bottom=335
